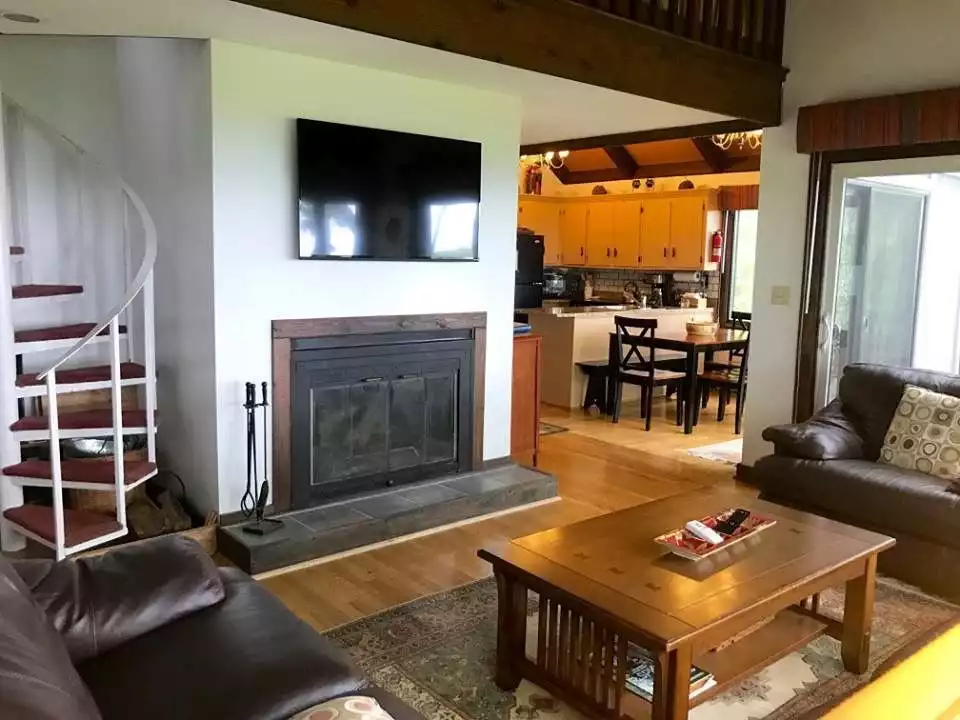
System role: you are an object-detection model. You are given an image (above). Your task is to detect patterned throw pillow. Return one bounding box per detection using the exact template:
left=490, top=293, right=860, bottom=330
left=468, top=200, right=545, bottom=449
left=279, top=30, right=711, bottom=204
left=292, top=696, right=395, bottom=720
left=880, top=385, right=960, bottom=479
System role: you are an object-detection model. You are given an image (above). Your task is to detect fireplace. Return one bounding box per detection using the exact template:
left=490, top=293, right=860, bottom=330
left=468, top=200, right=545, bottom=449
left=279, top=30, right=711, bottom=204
left=272, top=313, right=486, bottom=512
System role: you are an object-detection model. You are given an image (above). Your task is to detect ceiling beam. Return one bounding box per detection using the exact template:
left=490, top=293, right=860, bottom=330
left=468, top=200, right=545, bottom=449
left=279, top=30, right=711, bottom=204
left=603, top=146, right=640, bottom=179
left=232, top=0, right=785, bottom=124
left=520, top=119, right=763, bottom=156
left=691, top=136, right=731, bottom=172
left=553, top=155, right=760, bottom=185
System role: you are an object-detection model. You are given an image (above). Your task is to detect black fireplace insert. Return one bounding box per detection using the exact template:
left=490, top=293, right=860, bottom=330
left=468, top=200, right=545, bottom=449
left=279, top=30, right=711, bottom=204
left=290, top=330, right=474, bottom=508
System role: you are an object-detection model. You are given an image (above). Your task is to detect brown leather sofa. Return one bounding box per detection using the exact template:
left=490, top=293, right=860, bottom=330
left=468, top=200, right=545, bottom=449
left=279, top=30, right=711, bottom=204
left=0, top=535, right=421, bottom=720
left=755, top=363, right=960, bottom=601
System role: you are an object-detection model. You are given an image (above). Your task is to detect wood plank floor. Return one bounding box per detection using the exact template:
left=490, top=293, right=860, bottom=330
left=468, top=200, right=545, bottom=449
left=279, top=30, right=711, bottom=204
left=260, top=397, right=744, bottom=631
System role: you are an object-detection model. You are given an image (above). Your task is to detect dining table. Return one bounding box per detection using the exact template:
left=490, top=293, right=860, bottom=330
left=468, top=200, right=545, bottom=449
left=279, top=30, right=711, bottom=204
left=606, top=328, right=750, bottom=434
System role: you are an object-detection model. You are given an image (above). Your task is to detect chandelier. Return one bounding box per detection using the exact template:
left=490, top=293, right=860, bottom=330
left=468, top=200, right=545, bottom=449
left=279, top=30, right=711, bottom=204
left=711, top=130, right=763, bottom=151
left=520, top=150, right=570, bottom=169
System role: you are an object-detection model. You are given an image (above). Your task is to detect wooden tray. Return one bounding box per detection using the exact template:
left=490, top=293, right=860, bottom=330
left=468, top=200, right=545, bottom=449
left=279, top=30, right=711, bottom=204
left=654, top=508, right=776, bottom=560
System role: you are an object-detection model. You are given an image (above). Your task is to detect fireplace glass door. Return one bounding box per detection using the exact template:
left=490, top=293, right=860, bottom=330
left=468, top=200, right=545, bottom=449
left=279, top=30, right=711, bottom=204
left=291, top=334, right=473, bottom=507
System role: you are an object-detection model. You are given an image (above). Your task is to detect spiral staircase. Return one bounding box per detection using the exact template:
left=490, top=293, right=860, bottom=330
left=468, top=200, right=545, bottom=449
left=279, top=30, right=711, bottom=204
left=0, top=97, right=158, bottom=559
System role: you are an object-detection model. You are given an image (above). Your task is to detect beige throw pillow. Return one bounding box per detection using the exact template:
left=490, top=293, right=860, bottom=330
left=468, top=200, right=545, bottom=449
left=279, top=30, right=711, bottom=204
left=880, top=385, right=960, bottom=479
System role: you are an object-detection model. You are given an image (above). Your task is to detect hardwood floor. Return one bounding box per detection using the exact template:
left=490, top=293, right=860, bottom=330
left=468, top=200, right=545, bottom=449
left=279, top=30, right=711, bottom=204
left=260, top=396, right=743, bottom=632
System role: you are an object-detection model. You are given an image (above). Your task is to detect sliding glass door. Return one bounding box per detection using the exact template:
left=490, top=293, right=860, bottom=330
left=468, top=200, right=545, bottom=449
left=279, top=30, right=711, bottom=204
left=814, top=157, right=960, bottom=407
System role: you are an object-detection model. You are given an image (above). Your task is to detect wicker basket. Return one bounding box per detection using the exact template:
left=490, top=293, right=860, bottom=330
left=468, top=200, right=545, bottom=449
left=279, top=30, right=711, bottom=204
left=68, top=448, right=149, bottom=515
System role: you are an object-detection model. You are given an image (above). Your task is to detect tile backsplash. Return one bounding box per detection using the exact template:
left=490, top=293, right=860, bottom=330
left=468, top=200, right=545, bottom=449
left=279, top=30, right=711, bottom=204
left=572, top=269, right=720, bottom=304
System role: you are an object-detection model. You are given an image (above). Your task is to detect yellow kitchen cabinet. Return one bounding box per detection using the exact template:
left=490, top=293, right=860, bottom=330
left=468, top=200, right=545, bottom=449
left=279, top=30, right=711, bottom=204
left=668, top=192, right=721, bottom=270
left=611, top=199, right=642, bottom=268
left=585, top=201, right=616, bottom=267
left=518, top=197, right=563, bottom=265
left=560, top=201, right=589, bottom=266
left=639, top=197, right=672, bottom=267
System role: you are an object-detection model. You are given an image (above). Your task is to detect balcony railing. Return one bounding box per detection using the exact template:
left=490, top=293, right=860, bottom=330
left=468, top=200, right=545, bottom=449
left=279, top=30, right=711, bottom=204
left=571, top=0, right=786, bottom=64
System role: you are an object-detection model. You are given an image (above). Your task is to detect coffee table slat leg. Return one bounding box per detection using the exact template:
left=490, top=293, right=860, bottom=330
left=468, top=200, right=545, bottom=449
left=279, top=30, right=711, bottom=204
left=653, top=644, right=692, bottom=720
left=613, top=637, right=628, bottom=718
left=537, top=594, right=548, bottom=668
left=842, top=554, right=877, bottom=675
left=494, top=571, right=527, bottom=691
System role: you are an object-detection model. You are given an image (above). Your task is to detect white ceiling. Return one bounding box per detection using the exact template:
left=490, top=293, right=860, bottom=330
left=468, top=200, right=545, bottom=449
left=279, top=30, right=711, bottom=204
left=0, top=0, right=729, bottom=144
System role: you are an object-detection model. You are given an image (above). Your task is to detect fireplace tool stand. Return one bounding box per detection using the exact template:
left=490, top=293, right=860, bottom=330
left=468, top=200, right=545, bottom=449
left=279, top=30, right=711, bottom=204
left=241, top=381, right=283, bottom=536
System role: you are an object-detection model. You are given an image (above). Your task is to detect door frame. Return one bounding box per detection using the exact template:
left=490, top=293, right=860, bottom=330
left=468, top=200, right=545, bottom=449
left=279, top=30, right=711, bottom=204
left=795, top=141, right=960, bottom=420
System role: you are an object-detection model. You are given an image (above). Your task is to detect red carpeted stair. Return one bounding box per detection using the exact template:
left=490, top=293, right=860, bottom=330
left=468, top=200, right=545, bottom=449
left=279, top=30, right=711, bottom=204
left=16, top=362, right=146, bottom=387
left=14, top=322, right=126, bottom=344
left=2, top=505, right=122, bottom=546
left=12, top=284, right=84, bottom=299
left=2, top=459, right=157, bottom=486
left=10, top=409, right=149, bottom=432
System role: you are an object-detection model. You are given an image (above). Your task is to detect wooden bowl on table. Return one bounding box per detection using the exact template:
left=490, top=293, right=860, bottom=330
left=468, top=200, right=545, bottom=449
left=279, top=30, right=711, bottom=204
left=686, top=321, right=718, bottom=336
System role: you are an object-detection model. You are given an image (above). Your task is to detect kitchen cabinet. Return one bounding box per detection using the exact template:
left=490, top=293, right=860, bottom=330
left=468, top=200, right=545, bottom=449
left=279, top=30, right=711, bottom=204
left=517, top=190, right=719, bottom=271
left=518, top=197, right=563, bottom=265
left=511, top=334, right=541, bottom=467
left=585, top=202, right=615, bottom=267
left=560, top=201, right=589, bottom=266
left=639, top=197, right=672, bottom=267
left=611, top=199, right=642, bottom=268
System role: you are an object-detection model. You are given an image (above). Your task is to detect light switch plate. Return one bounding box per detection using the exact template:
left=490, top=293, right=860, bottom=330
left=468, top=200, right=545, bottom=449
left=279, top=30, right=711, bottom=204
left=771, top=286, right=791, bottom=306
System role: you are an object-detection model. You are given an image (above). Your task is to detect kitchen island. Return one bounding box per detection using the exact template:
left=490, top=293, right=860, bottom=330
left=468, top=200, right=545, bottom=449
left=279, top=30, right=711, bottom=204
left=528, top=305, right=715, bottom=408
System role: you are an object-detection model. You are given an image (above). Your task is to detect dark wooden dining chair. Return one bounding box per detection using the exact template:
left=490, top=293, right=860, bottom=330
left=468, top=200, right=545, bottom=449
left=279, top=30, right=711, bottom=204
left=611, top=316, right=687, bottom=430
left=696, top=340, right=750, bottom=434
left=704, top=311, right=751, bottom=374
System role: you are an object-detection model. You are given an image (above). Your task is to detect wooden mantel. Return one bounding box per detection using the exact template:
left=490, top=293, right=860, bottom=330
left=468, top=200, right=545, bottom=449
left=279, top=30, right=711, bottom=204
left=232, top=0, right=787, bottom=125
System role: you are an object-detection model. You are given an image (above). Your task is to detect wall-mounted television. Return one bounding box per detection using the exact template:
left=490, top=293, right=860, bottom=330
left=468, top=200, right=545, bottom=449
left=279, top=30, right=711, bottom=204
left=297, top=118, right=481, bottom=261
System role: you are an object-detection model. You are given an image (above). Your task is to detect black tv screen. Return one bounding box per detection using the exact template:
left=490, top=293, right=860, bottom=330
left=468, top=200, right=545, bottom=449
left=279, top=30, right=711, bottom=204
left=297, top=119, right=481, bottom=261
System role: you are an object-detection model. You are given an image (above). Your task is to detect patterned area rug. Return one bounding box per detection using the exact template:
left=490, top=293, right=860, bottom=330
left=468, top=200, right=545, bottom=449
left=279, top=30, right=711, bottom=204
left=327, top=576, right=959, bottom=720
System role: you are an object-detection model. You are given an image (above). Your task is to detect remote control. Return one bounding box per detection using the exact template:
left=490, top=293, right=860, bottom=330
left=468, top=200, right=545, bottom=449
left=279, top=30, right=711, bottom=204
left=684, top=520, right=724, bottom=545
left=715, top=508, right=752, bottom=535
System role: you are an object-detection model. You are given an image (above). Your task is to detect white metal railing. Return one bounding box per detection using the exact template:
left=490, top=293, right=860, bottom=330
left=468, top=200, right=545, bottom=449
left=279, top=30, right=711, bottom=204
left=5, top=98, right=158, bottom=559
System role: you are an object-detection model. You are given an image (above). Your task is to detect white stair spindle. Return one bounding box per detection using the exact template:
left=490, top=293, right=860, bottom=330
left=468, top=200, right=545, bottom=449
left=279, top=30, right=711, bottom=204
left=143, top=273, right=157, bottom=464
left=109, top=316, right=126, bottom=529
left=46, top=371, right=66, bottom=559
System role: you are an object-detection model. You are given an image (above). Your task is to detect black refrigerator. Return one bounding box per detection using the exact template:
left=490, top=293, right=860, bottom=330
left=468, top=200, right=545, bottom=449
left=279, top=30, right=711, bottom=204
left=515, top=231, right=545, bottom=309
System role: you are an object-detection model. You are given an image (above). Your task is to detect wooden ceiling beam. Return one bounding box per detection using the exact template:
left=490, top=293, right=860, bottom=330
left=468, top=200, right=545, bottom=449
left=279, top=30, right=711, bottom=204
left=691, top=136, right=731, bottom=172
left=520, top=119, right=763, bottom=156
left=603, top=146, right=640, bottom=179
left=233, top=0, right=785, bottom=124
left=553, top=155, right=760, bottom=185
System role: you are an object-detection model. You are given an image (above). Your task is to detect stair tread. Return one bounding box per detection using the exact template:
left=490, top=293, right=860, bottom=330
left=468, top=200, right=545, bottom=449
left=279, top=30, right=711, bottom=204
left=17, top=362, right=146, bottom=387
left=14, top=322, right=127, bottom=344
left=11, top=409, right=149, bottom=432
left=3, top=505, right=122, bottom=546
left=10, top=246, right=24, bottom=256
left=3, top=460, right=157, bottom=485
left=13, top=284, right=84, bottom=299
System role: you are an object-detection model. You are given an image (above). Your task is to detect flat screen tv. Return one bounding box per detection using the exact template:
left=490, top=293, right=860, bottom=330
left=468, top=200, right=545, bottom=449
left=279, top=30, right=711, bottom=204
left=297, top=118, right=481, bottom=261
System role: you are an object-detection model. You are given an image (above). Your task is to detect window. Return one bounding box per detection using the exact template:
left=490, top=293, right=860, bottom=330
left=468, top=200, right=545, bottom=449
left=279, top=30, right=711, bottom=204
left=724, top=209, right=759, bottom=320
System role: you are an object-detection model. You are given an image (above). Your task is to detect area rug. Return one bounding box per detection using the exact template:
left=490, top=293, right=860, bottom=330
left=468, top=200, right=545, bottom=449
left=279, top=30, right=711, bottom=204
left=327, top=576, right=959, bottom=720
left=539, top=422, right=569, bottom=437
left=687, top=439, right=743, bottom=465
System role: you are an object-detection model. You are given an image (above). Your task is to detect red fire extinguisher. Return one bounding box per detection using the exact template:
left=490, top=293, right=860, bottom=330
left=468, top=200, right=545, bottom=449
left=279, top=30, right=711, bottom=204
left=711, top=230, right=724, bottom=264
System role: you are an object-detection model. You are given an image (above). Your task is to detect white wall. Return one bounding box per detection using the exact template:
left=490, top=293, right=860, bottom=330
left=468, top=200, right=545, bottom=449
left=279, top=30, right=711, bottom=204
left=744, top=0, right=960, bottom=464
left=209, top=41, right=522, bottom=513
left=116, top=39, right=219, bottom=515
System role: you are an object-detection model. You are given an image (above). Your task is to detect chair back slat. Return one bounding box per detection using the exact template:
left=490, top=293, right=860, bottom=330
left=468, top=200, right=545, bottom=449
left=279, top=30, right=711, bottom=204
left=614, top=316, right=657, bottom=376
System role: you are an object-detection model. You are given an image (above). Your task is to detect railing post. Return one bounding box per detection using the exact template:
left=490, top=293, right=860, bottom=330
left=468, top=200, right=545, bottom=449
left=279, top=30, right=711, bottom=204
left=110, top=316, right=126, bottom=529
left=143, top=272, right=157, bottom=465
left=46, top=371, right=65, bottom=559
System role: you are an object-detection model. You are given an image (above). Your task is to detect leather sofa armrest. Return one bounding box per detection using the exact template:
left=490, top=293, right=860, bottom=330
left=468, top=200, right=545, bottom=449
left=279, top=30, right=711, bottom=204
left=762, top=399, right=865, bottom=461
left=13, top=535, right=225, bottom=663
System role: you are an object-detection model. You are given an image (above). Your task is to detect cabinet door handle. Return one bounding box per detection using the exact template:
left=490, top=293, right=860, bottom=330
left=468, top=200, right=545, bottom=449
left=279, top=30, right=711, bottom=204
left=613, top=248, right=618, bottom=258
left=663, top=248, right=667, bottom=258
left=606, top=248, right=611, bottom=257
left=580, top=247, right=584, bottom=257
left=638, top=255, right=642, bottom=264
left=672, top=248, right=677, bottom=258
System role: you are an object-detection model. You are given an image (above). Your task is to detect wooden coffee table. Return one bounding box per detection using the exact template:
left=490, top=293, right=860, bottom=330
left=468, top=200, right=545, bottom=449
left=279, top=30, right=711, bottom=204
left=478, top=487, right=895, bottom=720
